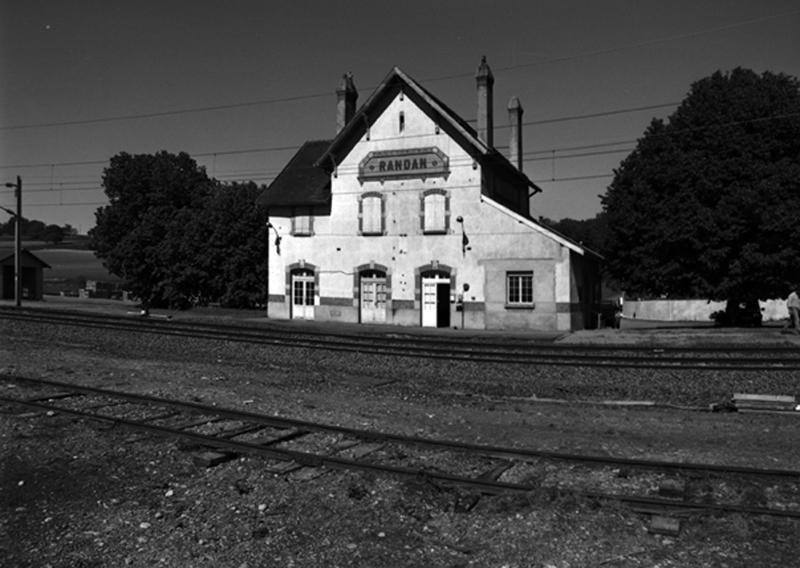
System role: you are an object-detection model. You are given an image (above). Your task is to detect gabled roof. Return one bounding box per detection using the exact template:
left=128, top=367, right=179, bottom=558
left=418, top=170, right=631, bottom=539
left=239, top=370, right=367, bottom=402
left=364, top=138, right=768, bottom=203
left=482, top=197, right=604, bottom=261
left=256, top=140, right=333, bottom=208
left=314, top=66, right=540, bottom=193
left=0, top=247, right=52, bottom=268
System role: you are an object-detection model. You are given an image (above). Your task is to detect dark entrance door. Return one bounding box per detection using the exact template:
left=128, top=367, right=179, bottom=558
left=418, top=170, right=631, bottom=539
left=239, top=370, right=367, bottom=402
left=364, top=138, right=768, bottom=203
left=436, top=282, right=450, bottom=328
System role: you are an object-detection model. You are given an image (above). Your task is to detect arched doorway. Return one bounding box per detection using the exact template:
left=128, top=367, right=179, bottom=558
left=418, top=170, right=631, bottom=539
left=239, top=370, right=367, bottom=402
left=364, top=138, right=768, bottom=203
left=420, top=270, right=450, bottom=328
left=290, top=268, right=315, bottom=319
left=359, top=269, right=388, bottom=323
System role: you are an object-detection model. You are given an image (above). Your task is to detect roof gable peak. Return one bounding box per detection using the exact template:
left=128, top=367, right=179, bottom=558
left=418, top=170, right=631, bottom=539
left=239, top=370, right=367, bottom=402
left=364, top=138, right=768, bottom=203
left=315, top=66, right=487, bottom=169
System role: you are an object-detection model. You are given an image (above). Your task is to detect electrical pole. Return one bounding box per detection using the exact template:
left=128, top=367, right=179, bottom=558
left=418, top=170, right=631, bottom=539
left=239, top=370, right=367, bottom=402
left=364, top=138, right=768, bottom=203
left=3, top=176, right=21, bottom=307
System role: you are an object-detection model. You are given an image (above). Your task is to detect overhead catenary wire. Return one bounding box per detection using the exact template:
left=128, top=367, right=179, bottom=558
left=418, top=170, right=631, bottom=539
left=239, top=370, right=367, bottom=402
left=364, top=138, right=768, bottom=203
left=0, top=101, right=666, bottom=170
left=2, top=8, right=796, bottom=132
left=3, top=8, right=797, bottom=223
left=3, top=94, right=797, bottom=212
left=5, top=103, right=796, bottom=209
left=17, top=145, right=636, bottom=190
left=3, top=103, right=797, bottom=172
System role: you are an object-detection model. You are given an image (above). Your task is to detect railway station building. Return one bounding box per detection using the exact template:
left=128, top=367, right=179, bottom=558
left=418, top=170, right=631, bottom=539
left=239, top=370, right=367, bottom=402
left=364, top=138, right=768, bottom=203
left=257, top=58, right=602, bottom=331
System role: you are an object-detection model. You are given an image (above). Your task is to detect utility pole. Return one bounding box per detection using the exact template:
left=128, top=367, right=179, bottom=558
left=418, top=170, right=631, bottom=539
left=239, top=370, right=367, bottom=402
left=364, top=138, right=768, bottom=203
left=3, top=176, right=21, bottom=307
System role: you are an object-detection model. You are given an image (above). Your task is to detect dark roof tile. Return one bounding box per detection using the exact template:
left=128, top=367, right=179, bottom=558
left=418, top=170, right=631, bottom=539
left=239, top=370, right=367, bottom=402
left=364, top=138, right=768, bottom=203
left=0, top=247, right=51, bottom=267
left=256, top=140, right=332, bottom=208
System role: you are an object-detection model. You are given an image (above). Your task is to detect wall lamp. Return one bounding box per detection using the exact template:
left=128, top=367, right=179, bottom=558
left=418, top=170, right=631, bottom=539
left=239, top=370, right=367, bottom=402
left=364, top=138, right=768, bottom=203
left=456, top=216, right=470, bottom=256
left=266, top=221, right=282, bottom=255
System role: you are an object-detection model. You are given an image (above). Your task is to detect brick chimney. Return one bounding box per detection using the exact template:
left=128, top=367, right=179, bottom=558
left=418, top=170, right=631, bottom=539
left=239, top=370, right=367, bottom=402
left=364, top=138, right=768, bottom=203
left=475, top=56, right=494, bottom=147
left=336, top=72, right=358, bottom=134
left=507, top=96, right=524, bottom=170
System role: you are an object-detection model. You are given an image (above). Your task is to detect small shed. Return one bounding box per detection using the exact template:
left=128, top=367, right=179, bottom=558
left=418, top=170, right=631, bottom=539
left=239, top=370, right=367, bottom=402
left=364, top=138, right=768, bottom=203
left=0, top=247, right=51, bottom=301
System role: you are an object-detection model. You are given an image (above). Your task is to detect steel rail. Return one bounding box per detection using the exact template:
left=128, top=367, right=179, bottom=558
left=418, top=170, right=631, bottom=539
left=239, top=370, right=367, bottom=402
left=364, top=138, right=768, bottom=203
left=2, top=389, right=799, bottom=519
left=4, top=305, right=799, bottom=353
left=4, top=375, right=800, bottom=479
left=4, top=305, right=799, bottom=357
left=3, top=309, right=799, bottom=371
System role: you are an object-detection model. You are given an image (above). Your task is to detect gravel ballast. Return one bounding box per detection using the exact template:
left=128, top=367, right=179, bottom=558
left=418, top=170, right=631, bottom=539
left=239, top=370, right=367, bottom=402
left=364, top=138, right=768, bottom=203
left=3, top=310, right=800, bottom=567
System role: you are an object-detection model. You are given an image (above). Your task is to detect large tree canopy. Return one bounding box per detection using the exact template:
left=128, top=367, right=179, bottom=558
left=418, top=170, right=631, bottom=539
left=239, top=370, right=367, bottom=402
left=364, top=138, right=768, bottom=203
left=90, top=151, right=267, bottom=310
left=189, top=181, right=268, bottom=308
left=91, top=151, right=213, bottom=309
left=539, top=214, right=608, bottom=256
left=602, top=68, right=800, bottom=300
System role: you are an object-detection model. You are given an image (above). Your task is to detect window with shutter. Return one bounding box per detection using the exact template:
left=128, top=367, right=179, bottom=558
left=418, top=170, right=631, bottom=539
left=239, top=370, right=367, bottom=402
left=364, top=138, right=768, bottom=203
left=361, top=194, right=383, bottom=235
left=423, top=193, right=446, bottom=233
left=292, top=207, right=313, bottom=236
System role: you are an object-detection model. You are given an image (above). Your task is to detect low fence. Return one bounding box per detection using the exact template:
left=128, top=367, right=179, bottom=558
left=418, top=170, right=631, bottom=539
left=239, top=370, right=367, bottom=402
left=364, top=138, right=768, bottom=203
left=45, top=278, right=128, bottom=301
left=621, top=299, right=788, bottom=322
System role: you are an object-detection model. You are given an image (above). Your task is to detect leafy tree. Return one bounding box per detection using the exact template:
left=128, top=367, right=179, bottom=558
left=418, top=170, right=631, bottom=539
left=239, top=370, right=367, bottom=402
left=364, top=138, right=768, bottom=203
left=539, top=213, right=608, bottom=256
left=602, top=68, right=800, bottom=301
left=41, top=224, right=65, bottom=244
left=90, top=151, right=213, bottom=311
left=0, top=217, right=80, bottom=240
left=23, top=219, right=46, bottom=239
left=189, top=182, right=267, bottom=308
left=90, top=151, right=269, bottom=311
left=0, top=218, right=12, bottom=236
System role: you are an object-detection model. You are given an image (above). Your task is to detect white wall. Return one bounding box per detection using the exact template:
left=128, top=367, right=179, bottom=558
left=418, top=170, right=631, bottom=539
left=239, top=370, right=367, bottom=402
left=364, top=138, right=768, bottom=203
left=622, top=298, right=788, bottom=322
left=268, top=91, right=581, bottom=329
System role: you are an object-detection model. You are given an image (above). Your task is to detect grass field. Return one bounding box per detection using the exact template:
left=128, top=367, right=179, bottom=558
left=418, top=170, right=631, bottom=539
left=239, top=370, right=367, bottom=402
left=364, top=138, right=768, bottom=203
left=27, top=248, right=120, bottom=296
left=35, top=249, right=118, bottom=282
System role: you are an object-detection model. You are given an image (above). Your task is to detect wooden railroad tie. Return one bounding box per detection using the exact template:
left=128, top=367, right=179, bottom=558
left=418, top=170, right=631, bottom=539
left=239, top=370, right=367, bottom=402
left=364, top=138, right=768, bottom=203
left=733, top=393, right=797, bottom=413
left=648, top=515, right=681, bottom=537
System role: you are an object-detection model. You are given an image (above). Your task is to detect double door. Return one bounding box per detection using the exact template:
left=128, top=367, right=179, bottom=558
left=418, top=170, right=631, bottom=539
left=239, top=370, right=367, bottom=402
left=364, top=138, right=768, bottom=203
left=421, top=274, right=450, bottom=328
left=360, top=274, right=387, bottom=323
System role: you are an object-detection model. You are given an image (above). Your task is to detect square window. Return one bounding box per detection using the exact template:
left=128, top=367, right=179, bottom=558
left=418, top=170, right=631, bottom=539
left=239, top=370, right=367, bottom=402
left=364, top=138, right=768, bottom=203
left=506, top=272, right=534, bottom=307
left=292, top=207, right=312, bottom=236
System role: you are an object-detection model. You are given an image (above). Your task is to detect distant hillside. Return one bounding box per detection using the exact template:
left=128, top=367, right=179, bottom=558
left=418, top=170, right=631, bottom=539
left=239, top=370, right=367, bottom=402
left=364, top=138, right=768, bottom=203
left=29, top=247, right=119, bottom=296
left=35, top=248, right=117, bottom=282
left=0, top=235, right=93, bottom=250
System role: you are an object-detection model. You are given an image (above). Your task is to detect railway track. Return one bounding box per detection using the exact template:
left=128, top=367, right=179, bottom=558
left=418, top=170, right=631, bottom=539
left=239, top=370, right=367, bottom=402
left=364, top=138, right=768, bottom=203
left=3, top=306, right=799, bottom=371
left=2, top=374, right=799, bottom=520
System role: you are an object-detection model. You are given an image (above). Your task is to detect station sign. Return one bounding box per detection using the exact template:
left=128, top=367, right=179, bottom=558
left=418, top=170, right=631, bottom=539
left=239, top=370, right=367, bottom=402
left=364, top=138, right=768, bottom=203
left=358, top=147, right=449, bottom=183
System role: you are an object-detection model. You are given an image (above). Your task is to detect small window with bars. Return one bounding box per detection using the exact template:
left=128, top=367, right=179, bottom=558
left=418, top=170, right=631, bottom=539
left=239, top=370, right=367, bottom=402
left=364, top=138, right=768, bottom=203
left=506, top=271, right=534, bottom=307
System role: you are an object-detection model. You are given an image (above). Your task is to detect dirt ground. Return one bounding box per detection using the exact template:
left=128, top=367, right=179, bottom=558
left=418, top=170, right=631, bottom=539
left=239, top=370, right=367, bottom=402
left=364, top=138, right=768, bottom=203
left=2, top=308, right=800, bottom=567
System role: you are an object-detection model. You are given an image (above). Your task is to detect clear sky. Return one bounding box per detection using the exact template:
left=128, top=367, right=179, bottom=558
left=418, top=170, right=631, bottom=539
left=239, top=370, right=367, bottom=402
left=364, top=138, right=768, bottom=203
left=1, top=0, right=798, bottom=233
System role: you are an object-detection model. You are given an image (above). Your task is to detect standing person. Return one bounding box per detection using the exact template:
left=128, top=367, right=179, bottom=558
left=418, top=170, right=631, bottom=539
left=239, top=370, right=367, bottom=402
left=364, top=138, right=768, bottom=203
left=613, top=292, right=625, bottom=329
left=786, top=287, right=800, bottom=333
